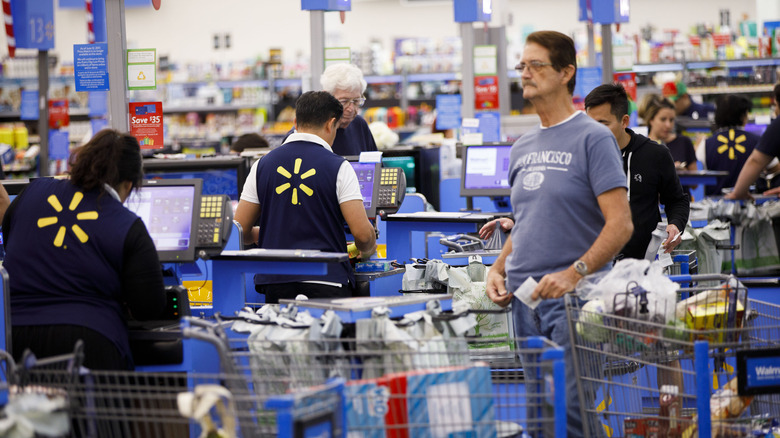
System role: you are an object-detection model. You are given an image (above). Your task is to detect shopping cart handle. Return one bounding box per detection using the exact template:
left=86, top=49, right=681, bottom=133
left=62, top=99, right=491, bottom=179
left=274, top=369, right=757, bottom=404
left=669, top=274, right=693, bottom=283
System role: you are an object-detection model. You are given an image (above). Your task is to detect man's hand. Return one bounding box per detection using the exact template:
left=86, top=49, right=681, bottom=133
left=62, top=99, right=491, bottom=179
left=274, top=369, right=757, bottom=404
left=532, top=267, right=580, bottom=300
left=486, top=269, right=513, bottom=307
left=764, top=186, right=780, bottom=197
left=662, top=224, right=682, bottom=253
left=724, top=190, right=753, bottom=201
left=479, top=218, right=515, bottom=240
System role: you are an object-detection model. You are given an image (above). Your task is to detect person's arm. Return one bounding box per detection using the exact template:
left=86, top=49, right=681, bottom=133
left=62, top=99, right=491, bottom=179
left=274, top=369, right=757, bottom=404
left=532, top=187, right=633, bottom=300
left=658, top=148, right=690, bottom=252
left=0, top=183, right=10, bottom=226
left=341, top=199, right=376, bottom=257
left=121, top=219, right=166, bottom=320
left=478, top=218, right=515, bottom=240
left=234, top=200, right=261, bottom=245
left=485, top=237, right=514, bottom=308
left=726, top=149, right=774, bottom=200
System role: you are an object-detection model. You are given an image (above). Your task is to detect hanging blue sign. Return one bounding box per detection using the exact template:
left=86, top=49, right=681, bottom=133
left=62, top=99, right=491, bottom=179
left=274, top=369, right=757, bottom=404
left=20, top=90, right=39, bottom=120
left=475, top=111, right=501, bottom=143
left=435, top=94, right=462, bottom=131
left=88, top=91, right=108, bottom=117
left=90, top=117, right=108, bottom=135
left=12, top=0, right=55, bottom=50
left=74, top=43, right=109, bottom=91
left=578, top=0, right=630, bottom=24
left=301, top=0, right=350, bottom=11
left=49, top=129, right=70, bottom=160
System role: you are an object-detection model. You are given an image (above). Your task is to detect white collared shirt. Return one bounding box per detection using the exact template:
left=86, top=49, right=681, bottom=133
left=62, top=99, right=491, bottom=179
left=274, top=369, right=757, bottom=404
left=240, top=132, right=362, bottom=205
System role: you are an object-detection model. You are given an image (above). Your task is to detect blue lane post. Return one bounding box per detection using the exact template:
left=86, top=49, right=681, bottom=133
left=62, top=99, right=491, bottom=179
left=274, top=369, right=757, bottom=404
left=694, top=341, right=711, bottom=438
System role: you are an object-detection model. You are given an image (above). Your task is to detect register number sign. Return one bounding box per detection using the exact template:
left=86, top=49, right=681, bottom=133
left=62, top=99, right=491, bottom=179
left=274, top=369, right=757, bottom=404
left=129, top=102, right=163, bottom=149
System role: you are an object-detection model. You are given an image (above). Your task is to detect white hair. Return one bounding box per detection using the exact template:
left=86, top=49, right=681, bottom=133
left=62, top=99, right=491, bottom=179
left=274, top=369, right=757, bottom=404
left=320, top=63, right=367, bottom=94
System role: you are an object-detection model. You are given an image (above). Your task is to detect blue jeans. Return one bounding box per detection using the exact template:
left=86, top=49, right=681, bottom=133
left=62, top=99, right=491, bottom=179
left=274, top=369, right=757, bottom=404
left=513, top=295, right=586, bottom=438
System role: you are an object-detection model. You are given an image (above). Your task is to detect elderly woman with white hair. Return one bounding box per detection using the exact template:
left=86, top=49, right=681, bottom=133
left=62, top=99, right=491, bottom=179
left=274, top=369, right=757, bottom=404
left=284, top=63, right=378, bottom=156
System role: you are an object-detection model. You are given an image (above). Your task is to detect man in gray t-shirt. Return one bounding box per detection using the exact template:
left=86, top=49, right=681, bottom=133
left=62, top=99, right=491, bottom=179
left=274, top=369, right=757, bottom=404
left=486, top=31, right=633, bottom=438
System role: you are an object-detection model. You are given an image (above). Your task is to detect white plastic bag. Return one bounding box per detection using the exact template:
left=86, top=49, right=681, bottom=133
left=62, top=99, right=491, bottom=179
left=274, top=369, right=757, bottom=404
left=575, top=258, right=679, bottom=323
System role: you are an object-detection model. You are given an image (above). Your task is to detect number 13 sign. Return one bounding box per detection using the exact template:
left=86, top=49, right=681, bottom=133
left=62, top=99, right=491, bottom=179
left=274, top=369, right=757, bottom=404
left=11, top=0, right=54, bottom=50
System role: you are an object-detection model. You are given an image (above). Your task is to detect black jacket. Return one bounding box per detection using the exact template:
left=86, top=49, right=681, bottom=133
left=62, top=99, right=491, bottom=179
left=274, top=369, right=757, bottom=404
left=618, top=129, right=690, bottom=260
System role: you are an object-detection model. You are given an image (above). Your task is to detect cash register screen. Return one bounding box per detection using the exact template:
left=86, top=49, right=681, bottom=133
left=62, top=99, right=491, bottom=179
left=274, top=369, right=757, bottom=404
left=461, top=144, right=512, bottom=197
left=349, top=162, right=380, bottom=219
left=124, top=179, right=202, bottom=263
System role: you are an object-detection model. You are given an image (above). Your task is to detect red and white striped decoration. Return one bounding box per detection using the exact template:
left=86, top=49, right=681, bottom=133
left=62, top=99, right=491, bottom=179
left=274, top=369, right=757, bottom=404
left=86, top=0, right=95, bottom=44
left=2, top=0, right=14, bottom=58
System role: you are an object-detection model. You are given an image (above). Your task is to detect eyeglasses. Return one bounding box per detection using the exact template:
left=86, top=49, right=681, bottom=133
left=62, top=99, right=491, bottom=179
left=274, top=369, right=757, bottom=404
left=515, top=61, right=554, bottom=73
left=338, top=97, right=366, bottom=108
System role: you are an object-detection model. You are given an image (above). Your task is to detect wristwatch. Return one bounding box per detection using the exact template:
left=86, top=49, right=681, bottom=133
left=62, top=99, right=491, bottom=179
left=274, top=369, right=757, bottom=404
left=573, top=259, right=589, bottom=276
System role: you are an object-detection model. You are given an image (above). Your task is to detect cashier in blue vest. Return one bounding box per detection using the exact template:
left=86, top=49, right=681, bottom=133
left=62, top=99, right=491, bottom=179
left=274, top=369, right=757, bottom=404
left=2, top=130, right=166, bottom=370
left=235, top=91, right=377, bottom=303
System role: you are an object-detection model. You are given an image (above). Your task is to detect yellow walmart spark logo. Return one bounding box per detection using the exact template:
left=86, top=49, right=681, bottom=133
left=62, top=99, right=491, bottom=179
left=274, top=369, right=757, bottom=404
left=275, top=158, right=316, bottom=205
left=37, top=192, right=99, bottom=248
left=716, top=129, right=747, bottom=160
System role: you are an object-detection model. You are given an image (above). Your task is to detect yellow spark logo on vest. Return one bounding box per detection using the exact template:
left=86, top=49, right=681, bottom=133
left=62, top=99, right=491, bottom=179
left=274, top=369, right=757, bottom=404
left=275, top=158, right=316, bottom=205
left=37, top=192, right=99, bottom=248
left=716, top=129, right=747, bottom=160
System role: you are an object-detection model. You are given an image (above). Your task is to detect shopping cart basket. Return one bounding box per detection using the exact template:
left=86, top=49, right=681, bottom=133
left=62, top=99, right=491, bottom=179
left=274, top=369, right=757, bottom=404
left=566, top=273, right=780, bottom=438
left=190, top=315, right=569, bottom=438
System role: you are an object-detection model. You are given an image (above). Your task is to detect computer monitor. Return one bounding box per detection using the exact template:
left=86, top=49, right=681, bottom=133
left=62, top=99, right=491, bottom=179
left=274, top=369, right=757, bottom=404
left=460, top=143, right=512, bottom=197
left=381, top=146, right=440, bottom=210
left=381, top=155, right=416, bottom=193
left=349, top=161, right=380, bottom=219
left=124, top=178, right=202, bottom=263
left=142, top=157, right=250, bottom=201
left=744, top=122, right=768, bottom=137
left=2, top=179, right=30, bottom=196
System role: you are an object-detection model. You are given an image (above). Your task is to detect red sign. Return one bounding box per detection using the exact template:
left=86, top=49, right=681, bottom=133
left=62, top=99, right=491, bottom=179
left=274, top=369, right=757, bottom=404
left=129, top=101, right=163, bottom=149
left=474, top=75, right=499, bottom=110
left=712, top=33, right=732, bottom=47
left=48, top=99, right=69, bottom=129
left=613, top=72, right=637, bottom=102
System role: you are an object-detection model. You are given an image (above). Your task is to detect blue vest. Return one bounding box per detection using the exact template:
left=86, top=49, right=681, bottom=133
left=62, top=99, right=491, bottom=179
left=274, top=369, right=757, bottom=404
left=5, top=178, right=139, bottom=361
left=254, top=141, right=354, bottom=285
left=704, top=128, right=759, bottom=196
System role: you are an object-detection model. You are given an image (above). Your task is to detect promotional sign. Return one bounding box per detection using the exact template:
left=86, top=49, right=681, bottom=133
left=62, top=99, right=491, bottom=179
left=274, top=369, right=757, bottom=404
left=12, top=0, right=55, bottom=50
left=126, top=48, right=156, bottom=90
left=475, top=111, right=500, bottom=143
left=613, top=44, right=634, bottom=72
left=48, top=129, right=70, bottom=160
left=48, top=99, right=69, bottom=129
left=474, top=76, right=499, bottom=110
left=324, top=47, right=350, bottom=69
left=88, top=90, right=108, bottom=117
left=20, top=90, right=39, bottom=120
left=74, top=43, right=109, bottom=91
left=613, top=72, right=637, bottom=102
left=129, top=101, right=163, bottom=149
left=435, top=94, right=461, bottom=131
left=90, top=117, right=108, bottom=135
left=573, top=66, right=602, bottom=110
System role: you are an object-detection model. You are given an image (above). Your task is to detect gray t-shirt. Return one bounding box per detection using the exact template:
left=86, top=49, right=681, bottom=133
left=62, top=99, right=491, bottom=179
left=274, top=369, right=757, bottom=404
left=505, top=112, right=627, bottom=290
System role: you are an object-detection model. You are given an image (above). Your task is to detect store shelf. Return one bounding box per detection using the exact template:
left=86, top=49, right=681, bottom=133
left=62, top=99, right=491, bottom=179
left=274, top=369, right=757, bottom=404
left=633, top=57, right=780, bottom=73
left=688, top=84, right=775, bottom=95
left=162, top=104, right=263, bottom=114
left=0, top=107, right=90, bottom=120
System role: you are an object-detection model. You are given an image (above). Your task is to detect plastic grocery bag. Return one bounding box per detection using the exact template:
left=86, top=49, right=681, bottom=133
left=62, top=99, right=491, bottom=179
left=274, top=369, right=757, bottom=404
left=575, top=258, right=679, bottom=323
left=733, top=203, right=780, bottom=274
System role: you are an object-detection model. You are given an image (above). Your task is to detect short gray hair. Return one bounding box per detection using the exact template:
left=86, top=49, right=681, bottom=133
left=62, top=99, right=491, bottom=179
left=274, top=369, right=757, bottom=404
left=320, top=63, right=367, bottom=94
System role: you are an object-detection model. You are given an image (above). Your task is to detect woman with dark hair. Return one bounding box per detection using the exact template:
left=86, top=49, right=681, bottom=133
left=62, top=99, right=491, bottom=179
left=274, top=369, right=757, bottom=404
left=697, top=94, right=761, bottom=196
left=3, top=129, right=166, bottom=370
left=639, top=93, right=698, bottom=198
